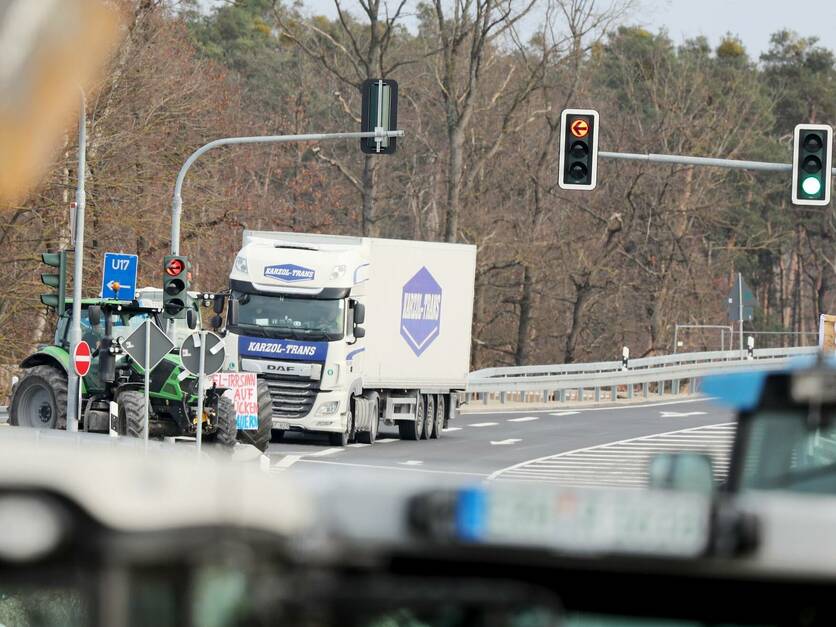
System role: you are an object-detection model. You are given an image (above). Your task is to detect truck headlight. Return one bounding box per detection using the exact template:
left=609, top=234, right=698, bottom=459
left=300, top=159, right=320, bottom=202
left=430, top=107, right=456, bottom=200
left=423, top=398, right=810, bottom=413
left=234, top=255, right=248, bottom=273
left=316, top=401, right=339, bottom=416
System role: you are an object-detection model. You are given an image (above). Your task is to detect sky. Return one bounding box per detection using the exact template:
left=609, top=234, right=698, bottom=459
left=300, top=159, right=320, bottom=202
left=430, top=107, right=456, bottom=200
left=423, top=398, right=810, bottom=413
left=201, top=0, right=836, bottom=58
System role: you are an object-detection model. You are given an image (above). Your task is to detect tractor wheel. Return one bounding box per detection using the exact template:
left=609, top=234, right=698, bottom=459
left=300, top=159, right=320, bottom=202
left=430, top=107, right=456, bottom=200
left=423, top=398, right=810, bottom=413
left=9, top=365, right=68, bottom=429
left=236, top=379, right=271, bottom=452
left=117, top=390, right=147, bottom=439
left=213, top=396, right=237, bottom=448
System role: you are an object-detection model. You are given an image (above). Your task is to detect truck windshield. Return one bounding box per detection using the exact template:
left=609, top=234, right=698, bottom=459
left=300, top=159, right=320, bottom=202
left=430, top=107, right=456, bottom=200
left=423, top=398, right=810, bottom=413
left=737, top=409, right=836, bottom=493
left=231, top=292, right=345, bottom=341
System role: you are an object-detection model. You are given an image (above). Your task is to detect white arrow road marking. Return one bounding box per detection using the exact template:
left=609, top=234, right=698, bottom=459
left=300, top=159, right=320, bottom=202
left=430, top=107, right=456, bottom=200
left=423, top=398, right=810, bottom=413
left=399, top=460, right=423, bottom=466
left=273, top=454, right=302, bottom=469
left=469, top=422, right=498, bottom=427
left=348, top=443, right=370, bottom=448
left=491, top=439, right=522, bottom=446
left=549, top=411, right=580, bottom=416
left=210, top=342, right=224, bottom=355
left=376, top=438, right=398, bottom=443
left=508, top=416, right=538, bottom=423
left=660, top=411, right=707, bottom=418
left=443, top=427, right=462, bottom=432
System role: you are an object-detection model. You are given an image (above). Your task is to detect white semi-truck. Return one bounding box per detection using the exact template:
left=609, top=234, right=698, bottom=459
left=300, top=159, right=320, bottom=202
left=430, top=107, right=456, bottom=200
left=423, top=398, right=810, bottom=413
left=223, top=230, right=476, bottom=446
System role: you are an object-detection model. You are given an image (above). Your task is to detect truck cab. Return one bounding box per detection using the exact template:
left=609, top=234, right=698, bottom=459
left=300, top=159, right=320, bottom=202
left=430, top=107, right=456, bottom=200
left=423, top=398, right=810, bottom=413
left=226, top=232, right=369, bottom=445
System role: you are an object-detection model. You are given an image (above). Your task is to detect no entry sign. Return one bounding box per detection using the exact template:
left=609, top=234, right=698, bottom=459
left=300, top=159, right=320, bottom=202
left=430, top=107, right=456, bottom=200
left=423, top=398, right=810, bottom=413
left=73, top=340, right=92, bottom=377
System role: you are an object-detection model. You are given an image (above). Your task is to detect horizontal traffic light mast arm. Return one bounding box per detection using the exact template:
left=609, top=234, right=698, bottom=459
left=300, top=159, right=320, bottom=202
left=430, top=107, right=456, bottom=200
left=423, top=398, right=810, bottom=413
left=169, top=129, right=404, bottom=255
left=599, top=150, right=836, bottom=174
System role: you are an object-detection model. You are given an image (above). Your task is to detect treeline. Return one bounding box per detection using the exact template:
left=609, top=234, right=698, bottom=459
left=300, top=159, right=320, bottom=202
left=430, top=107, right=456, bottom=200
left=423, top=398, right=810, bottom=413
left=1, top=0, right=833, bottom=373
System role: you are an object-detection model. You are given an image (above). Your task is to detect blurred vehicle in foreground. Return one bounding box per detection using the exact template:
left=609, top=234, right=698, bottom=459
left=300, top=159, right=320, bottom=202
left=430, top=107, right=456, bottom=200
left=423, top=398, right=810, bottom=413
left=649, top=352, right=836, bottom=495
left=5, top=428, right=836, bottom=626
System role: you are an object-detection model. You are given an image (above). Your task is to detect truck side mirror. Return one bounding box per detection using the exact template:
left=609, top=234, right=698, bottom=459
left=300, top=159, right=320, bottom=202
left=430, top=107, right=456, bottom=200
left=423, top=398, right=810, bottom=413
left=186, top=308, right=198, bottom=330
left=88, top=305, right=102, bottom=327
left=213, top=294, right=226, bottom=315
left=228, top=299, right=240, bottom=326
left=648, top=453, right=714, bottom=494
left=354, top=326, right=366, bottom=339
left=353, top=302, right=366, bottom=325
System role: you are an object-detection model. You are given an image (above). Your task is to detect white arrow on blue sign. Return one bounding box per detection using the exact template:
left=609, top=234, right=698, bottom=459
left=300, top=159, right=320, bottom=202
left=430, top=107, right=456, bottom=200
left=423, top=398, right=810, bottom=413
left=101, top=252, right=138, bottom=300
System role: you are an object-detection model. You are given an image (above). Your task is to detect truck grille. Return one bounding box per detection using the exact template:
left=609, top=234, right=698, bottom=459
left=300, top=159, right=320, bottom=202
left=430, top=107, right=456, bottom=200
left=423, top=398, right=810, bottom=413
left=263, top=375, right=319, bottom=419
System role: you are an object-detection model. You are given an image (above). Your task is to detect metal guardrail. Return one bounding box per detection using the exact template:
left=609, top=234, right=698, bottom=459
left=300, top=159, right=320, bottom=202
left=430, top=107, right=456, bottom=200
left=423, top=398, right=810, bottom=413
left=466, top=347, right=818, bottom=405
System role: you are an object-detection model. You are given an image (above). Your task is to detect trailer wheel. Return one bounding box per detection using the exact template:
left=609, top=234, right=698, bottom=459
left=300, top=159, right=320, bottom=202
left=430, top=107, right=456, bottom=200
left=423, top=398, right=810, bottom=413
left=213, top=396, right=237, bottom=448
left=9, top=365, right=68, bottom=429
left=432, top=395, right=444, bottom=439
left=422, top=394, right=434, bottom=440
left=237, top=379, right=272, bottom=452
left=117, top=390, right=147, bottom=439
left=398, top=394, right=424, bottom=441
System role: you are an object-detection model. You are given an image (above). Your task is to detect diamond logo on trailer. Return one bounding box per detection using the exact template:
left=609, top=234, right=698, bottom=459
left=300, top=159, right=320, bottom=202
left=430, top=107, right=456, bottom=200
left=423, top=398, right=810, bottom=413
left=400, top=267, right=442, bottom=357
left=263, top=263, right=315, bottom=282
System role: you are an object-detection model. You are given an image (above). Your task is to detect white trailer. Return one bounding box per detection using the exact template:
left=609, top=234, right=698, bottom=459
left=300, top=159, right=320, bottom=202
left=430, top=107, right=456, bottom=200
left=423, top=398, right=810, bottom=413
left=225, top=230, right=476, bottom=446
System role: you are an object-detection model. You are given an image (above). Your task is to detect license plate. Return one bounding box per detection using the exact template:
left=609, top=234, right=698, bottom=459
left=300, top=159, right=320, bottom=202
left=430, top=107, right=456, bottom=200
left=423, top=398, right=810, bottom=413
left=274, top=421, right=290, bottom=431
left=458, top=486, right=710, bottom=558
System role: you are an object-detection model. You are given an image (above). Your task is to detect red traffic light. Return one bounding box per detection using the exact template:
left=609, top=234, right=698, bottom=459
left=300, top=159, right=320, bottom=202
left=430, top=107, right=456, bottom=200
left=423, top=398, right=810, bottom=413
left=165, top=258, right=185, bottom=276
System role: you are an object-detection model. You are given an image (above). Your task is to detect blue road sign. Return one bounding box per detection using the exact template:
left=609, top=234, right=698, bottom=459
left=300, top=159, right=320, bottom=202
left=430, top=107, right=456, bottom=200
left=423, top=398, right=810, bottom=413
left=101, top=253, right=138, bottom=300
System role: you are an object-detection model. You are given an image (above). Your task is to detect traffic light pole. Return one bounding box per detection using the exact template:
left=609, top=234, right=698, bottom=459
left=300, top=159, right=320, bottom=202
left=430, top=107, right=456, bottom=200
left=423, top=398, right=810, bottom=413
left=168, top=129, right=404, bottom=256
left=67, top=90, right=87, bottom=433
left=599, top=149, right=836, bottom=174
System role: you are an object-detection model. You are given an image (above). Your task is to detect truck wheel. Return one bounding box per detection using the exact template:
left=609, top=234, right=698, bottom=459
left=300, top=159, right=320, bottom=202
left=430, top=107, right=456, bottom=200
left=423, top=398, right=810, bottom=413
left=356, top=397, right=378, bottom=445
left=432, top=395, right=444, bottom=439
left=117, top=390, right=147, bottom=439
left=10, top=365, right=68, bottom=429
left=329, top=408, right=353, bottom=447
left=237, top=379, right=271, bottom=452
left=213, top=396, right=237, bottom=448
left=398, top=395, right=424, bottom=441
left=422, top=394, right=435, bottom=440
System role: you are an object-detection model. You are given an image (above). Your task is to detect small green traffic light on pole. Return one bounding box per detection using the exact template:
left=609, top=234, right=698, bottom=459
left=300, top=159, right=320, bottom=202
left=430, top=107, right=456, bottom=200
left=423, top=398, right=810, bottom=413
left=792, top=123, right=832, bottom=206
left=163, top=255, right=191, bottom=320
left=40, top=250, right=68, bottom=311
left=558, top=109, right=599, bottom=191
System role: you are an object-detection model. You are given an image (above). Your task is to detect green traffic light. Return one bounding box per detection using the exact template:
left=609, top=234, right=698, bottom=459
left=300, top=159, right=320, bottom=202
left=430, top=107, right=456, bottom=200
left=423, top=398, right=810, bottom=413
left=802, top=176, right=822, bottom=196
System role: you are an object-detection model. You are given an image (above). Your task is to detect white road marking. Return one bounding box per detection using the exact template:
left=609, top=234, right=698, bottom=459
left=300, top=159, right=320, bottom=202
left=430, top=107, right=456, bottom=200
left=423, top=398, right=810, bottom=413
left=468, top=422, right=498, bottom=427
left=489, top=422, right=735, bottom=485
left=443, top=427, right=462, bottom=432
left=508, top=416, right=539, bottom=423
left=376, top=438, right=398, bottom=443
left=491, top=438, right=522, bottom=446
left=399, top=460, right=423, bottom=466
left=660, top=411, right=707, bottom=418
left=311, top=447, right=343, bottom=457
left=549, top=411, right=580, bottom=416
left=465, top=397, right=716, bottom=415
left=273, top=454, right=303, bottom=469
left=300, top=459, right=488, bottom=477
left=348, top=443, right=370, bottom=448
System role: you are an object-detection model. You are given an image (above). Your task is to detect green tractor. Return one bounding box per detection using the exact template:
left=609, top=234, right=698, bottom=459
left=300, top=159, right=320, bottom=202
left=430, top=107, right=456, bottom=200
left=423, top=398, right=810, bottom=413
left=9, top=296, right=239, bottom=447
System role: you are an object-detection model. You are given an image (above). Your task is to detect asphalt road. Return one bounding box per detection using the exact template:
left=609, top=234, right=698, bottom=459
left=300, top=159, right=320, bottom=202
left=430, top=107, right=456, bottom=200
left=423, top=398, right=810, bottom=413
left=266, top=397, right=735, bottom=483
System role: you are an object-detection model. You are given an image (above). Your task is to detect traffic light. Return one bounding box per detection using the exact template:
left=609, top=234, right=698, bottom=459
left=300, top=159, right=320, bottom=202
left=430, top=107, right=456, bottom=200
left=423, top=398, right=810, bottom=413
left=40, top=250, right=68, bottom=311
left=558, top=109, right=599, bottom=191
left=792, top=123, right=832, bottom=206
left=360, top=78, right=398, bottom=155
left=163, top=255, right=190, bottom=319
